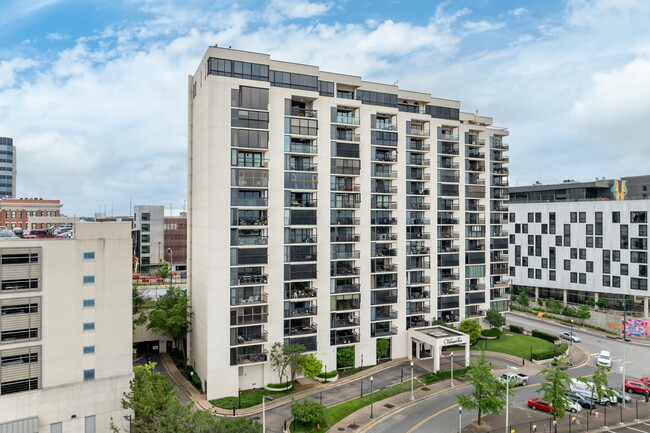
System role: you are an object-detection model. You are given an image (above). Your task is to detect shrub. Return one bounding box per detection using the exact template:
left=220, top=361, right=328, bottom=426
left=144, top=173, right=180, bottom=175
left=481, top=328, right=502, bottom=338
left=561, top=306, right=577, bottom=317
left=267, top=381, right=292, bottom=389
left=576, top=304, right=591, bottom=319
left=459, top=319, right=482, bottom=345
left=509, top=324, right=524, bottom=334
left=532, top=329, right=558, bottom=343
left=376, top=339, right=390, bottom=359
left=545, top=298, right=563, bottom=314
left=516, top=290, right=529, bottom=307
left=316, top=370, right=338, bottom=379
left=291, top=399, right=326, bottom=425
left=337, top=347, right=355, bottom=368
left=485, top=309, right=506, bottom=328
left=421, top=367, right=470, bottom=384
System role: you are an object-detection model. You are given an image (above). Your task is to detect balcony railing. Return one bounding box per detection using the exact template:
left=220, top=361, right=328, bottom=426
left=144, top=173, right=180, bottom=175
left=438, top=273, right=459, bottom=281
left=333, top=284, right=361, bottom=294
left=331, top=234, right=360, bottom=243
left=407, top=247, right=430, bottom=255
left=439, top=147, right=459, bottom=156
left=233, top=331, right=268, bottom=346
left=286, top=288, right=317, bottom=299
left=286, top=306, right=318, bottom=317
left=371, top=325, right=398, bottom=337
left=406, top=232, right=430, bottom=240
left=373, top=217, right=397, bottom=225
left=334, top=300, right=361, bottom=310
left=331, top=316, right=360, bottom=328
left=373, top=248, right=397, bottom=257
left=286, top=324, right=318, bottom=336
left=373, top=170, right=397, bottom=178
left=373, top=186, right=398, bottom=194
left=235, top=197, right=268, bottom=207
left=439, top=133, right=459, bottom=141
left=466, top=151, right=485, bottom=159
left=332, top=184, right=360, bottom=192
left=373, top=309, right=398, bottom=320
left=288, top=107, right=318, bottom=118
left=408, top=218, right=430, bottom=225
left=374, top=233, right=397, bottom=241
left=331, top=250, right=360, bottom=260
left=409, top=203, right=430, bottom=210
left=374, top=154, right=398, bottom=163
left=373, top=264, right=398, bottom=273
left=408, top=189, right=431, bottom=196
left=331, top=332, right=360, bottom=345
left=438, top=231, right=460, bottom=239
left=335, top=133, right=361, bottom=142
left=374, top=202, right=397, bottom=210
left=237, top=235, right=269, bottom=246
left=407, top=304, right=430, bottom=314
left=375, top=122, right=397, bottom=131
left=408, top=290, right=430, bottom=300
left=236, top=350, right=268, bottom=365
left=335, top=115, right=360, bottom=125
left=234, top=293, right=268, bottom=306
left=332, top=267, right=360, bottom=277
left=334, top=217, right=361, bottom=225
left=332, top=201, right=360, bottom=209
left=406, top=142, right=430, bottom=152
left=232, top=312, right=269, bottom=326
left=287, top=143, right=318, bottom=154
left=407, top=128, right=430, bottom=137
left=236, top=274, right=268, bottom=285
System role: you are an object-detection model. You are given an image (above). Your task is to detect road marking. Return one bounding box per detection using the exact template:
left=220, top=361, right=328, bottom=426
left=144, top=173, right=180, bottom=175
left=406, top=403, right=457, bottom=433
left=626, top=427, right=647, bottom=432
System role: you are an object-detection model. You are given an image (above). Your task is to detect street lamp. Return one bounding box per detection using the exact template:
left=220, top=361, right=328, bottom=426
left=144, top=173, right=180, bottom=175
left=450, top=352, right=454, bottom=387
left=124, top=414, right=132, bottom=433
left=370, top=376, right=374, bottom=419
left=167, top=248, right=173, bottom=285
left=410, top=361, right=414, bottom=400
left=622, top=297, right=628, bottom=408
left=505, top=364, right=518, bottom=433
left=569, top=319, right=574, bottom=366
left=458, top=405, right=463, bottom=433
left=262, top=395, right=274, bottom=433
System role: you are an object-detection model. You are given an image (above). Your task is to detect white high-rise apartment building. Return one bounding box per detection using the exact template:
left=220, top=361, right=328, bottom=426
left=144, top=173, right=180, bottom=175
left=187, top=47, right=509, bottom=399
left=0, top=222, right=132, bottom=432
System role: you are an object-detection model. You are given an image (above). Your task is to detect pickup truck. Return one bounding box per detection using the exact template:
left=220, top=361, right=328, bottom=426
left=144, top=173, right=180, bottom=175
left=498, top=372, right=529, bottom=386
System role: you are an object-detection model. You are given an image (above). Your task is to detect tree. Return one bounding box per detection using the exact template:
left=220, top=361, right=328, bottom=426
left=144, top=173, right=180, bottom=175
left=300, top=354, right=322, bottom=379
left=120, top=362, right=262, bottom=433
left=537, top=356, right=572, bottom=420
left=456, top=352, right=511, bottom=425
left=145, top=286, right=191, bottom=361
left=576, top=304, right=591, bottom=319
left=485, top=309, right=506, bottom=329
left=269, top=342, right=290, bottom=384
left=133, top=286, right=146, bottom=314
left=578, top=364, right=613, bottom=415
left=291, top=399, right=326, bottom=426
left=545, top=298, right=563, bottom=314
left=459, top=318, right=482, bottom=345
left=337, top=346, right=355, bottom=368
left=376, top=338, right=390, bottom=359
left=155, top=261, right=171, bottom=281
left=287, top=343, right=306, bottom=381
left=516, top=289, right=529, bottom=307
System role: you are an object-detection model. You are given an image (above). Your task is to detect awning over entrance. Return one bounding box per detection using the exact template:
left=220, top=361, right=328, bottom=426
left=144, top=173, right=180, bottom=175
left=407, top=325, right=470, bottom=372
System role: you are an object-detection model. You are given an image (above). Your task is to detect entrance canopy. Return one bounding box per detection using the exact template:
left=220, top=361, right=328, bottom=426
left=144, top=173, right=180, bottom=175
left=407, top=325, right=470, bottom=372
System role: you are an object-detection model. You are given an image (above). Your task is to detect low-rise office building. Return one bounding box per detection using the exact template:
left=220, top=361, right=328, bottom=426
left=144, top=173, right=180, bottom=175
left=0, top=221, right=132, bottom=432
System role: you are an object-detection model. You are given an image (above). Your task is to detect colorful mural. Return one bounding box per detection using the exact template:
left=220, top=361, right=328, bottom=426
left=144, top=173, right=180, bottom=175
left=609, top=318, right=649, bottom=336
left=611, top=179, right=628, bottom=201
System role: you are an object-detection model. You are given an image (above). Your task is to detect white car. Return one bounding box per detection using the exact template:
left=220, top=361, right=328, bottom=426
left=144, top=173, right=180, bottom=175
left=560, top=331, right=582, bottom=342
left=597, top=350, right=612, bottom=367
left=566, top=399, right=583, bottom=413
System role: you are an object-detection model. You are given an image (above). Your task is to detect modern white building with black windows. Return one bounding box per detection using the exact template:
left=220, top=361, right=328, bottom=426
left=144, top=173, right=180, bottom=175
left=187, top=47, right=510, bottom=399
left=508, top=176, right=650, bottom=317
left=0, top=221, right=132, bottom=433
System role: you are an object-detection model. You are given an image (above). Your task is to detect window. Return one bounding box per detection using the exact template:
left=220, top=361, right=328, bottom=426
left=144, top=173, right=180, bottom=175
left=556, top=236, right=562, bottom=246
left=613, top=276, right=621, bottom=288
left=631, top=211, right=647, bottom=223
left=564, top=260, right=571, bottom=270
left=570, top=272, right=577, bottom=283
left=570, top=212, right=577, bottom=223
left=549, top=270, right=556, bottom=281
left=621, top=225, right=629, bottom=249
left=595, top=237, right=603, bottom=248
left=83, top=252, right=95, bottom=260
left=621, top=264, right=629, bottom=275
left=632, top=251, right=648, bottom=263
left=522, top=257, right=528, bottom=267
left=83, top=299, right=95, bottom=308
left=570, top=248, right=577, bottom=259
left=631, top=278, right=648, bottom=291
left=51, top=423, right=62, bottom=433
left=586, top=224, right=593, bottom=235
left=11, top=211, right=15, bottom=218
left=613, top=250, right=620, bottom=262
left=549, top=212, right=556, bottom=234
left=83, top=275, right=95, bottom=284
left=232, top=86, right=269, bottom=110
left=142, top=245, right=150, bottom=254
left=613, top=211, right=620, bottom=223
left=515, top=224, right=521, bottom=233
left=535, top=269, right=542, bottom=279
left=603, top=275, right=611, bottom=286
left=586, top=237, right=593, bottom=247
left=522, top=224, right=528, bottom=234
left=587, top=261, right=593, bottom=272
left=141, top=224, right=150, bottom=232
left=83, top=346, right=95, bottom=354
left=528, top=213, right=534, bottom=223
left=528, top=235, right=534, bottom=245
left=579, top=249, right=586, bottom=260
left=85, top=415, right=95, bottom=433
left=208, top=58, right=269, bottom=81
left=83, top=369, right=95, bottom=381
left=231, top=109, right=269, bottom=129
left=542, top=258, right=548, bottom=268
left=542, top=224, right=548, bottom=234
left=595, top=212, right=603, bottom=235
left=579, top=212, right=586, bottom=223
left=528, top=268, right=534, bottom=278
left=355, top=90, right=398, bottom=108
left=579, top=273, right=586, bottom=284
left=641, top=225, right=648, bottom=236
left=141, top=234, right=150, bottom=243
left=535, top=212, right=542, bottom=223
left=269, top=70, right=318, bottom=91
left=83, top=322, right=95, bottom=331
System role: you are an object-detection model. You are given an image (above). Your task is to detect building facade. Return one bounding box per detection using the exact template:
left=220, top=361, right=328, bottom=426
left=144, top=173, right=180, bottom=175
left=0, top=221, right=132, bottom=432
left=508, top=177, right=650, bottom=316
left=0, top=198, right=62, bottom=231
left=133, top=205, right=164, bottom=273
left=187, top=47, right=510, bottom=399
left=164, top=212, right=187, bottom=273
left=0, top=137, right=16, bottom=199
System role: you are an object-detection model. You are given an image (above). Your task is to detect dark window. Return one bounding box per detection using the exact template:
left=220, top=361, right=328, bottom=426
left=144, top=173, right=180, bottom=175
left=269, top=71, right=318, bottom=91
left=621, top=264, right=628, bottom=275
left=570, top=212, right=577, bottom=223
left=208, top=58, right=269, bottom=81
left=586, top=261, right=593, bottom=272
left=318, top=81, right=334, bottom=97
left=603, top=275, right=610, bottom=286
left=564, top=260, right=571, bottom=270
left=549, top=270, right=556, bottom=281
left=579, top=273, right=586, bottom=284
left=355, top=90, right=398, bottom=108
left=613, top=212, right=620, bottom=223
left=425, top=105, right=460, bottom=120
left=579, top=212, right=586, bottom=223
left=570, top=272, right=577, bottom=283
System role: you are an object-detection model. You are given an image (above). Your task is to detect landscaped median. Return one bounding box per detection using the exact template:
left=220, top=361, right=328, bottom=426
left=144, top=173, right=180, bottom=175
left=473, top=330, right=568, bottom=361
left=290, top=368, right=469, bottom=432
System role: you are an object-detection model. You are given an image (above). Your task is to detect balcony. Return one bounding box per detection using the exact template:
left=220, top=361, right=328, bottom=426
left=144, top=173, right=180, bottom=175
left=408, top=275, right=431, bottom=285
left=333, top=300, right=361, bottom=311
left=236, top=217, right=268, bottom=226
left=375, top=122, right=397, bottom=131
left=334, top=115, right=361, bottom=125
left=331, top=314, right=360, bottom=328
left=371, top=324, right=398, bottom=337
left=236, top=274, right=268, bottom=286
left=437, top=217, right=459, bottom=225
left=407, top=318, right=430, bottom=330
left=237, top=235, right=269, bottom=246
left=334, top=132, right=361, bottom=142
left=285, top=306, right=318, bottom=318
left=438, top=230, right=459, bottom=239
left=331, top=234, right=360, bottom=243
left=372, top=291, right=398, bottom=305
left=407, top=260, right=431, bottom=270
left=288, top=162, right=318, bottom=172
left=231, top=311, right=269, bottom=326
left=289, top=199, right=317, bottom=208
left=467, top=176, right=485, bottom=185
left=466, top=189, right=486, bottom=199
left=331, top=265, right=360, bottom=277
left=439, top=145, right=459, bottom=156
left=406, top=232, right=430, bottom=240
left=235, top=349, right=268, bottom=365
left=373, top=307, right=398, bottom=321
left=406, top=141, right=430, bottom=152
left=408, top=217, right=430, bottom=225
left=288, top=234, right=317, bottom=244
left=333, top=283, right=361, bottom=294
left=235, top=197, right=268, bottom=207
left=374, top=202, right=397, bottom=210
left=373, top=278, right=397, bottom=289
left=466, top=150, right=485, bottom=159
left=374, top=232, right=397, bottom=241
left=286, top=286, right=317, bottom=299
left=373, top=248, right=397, bottom=258
left=373, top=264, right=398, bottom=274
left=374, top=153, right=398, bottom=163
left=373, top=185, right=398, bottom=194
left=492, top=155, right=509, bottom=163
left=407, top=246, right=430, bottom=255
left=439, top=133, right=459, bottom=141
left=407, top=289, right=430, bottom=300
left=232, top=330, right=268, bottom=346
left=466, top=283, right=486, bottom=291
left=287, top=143, right=318, bottom=154
left=332, top=200, right=360, bottom=209
left=331, top=184, right=360, bottom=192
left=438, top=272, right=459, bottom=281
left=287, top=107, right=318, bottom=118
left=331, top=250, right=360, bottom=260
left=331, top=331, right=360, bottom=345
left=466, top=163, right=485, bottom=172
left=334, top=217, right=360, bottom=226
left=438, top=285, right=459, bottom=296
left=373, top=217, right=397, bottom=225
left=409, top=203, right=430, bottom=210
left=408, top=188, right=431, bottom=196
left=406, top=303, right=430, bottom=315
left=373, top=170, right=397, bottom=178
left=407, top=128, right=430, bottom=137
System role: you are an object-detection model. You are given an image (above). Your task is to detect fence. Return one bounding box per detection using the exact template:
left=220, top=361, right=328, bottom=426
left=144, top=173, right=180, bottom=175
left=487, top=398, right=650, bottom=433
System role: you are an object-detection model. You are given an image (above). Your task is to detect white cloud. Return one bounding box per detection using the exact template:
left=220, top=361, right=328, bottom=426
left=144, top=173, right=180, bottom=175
left=268, top=0, right=331, bottom=19
left=508, top=7, right=528, bottom=17
left=46, top=32, right=66, bottom=41
left=462, top=20, right=504, bottom=33
left=0, top=57, right=34, bottom=89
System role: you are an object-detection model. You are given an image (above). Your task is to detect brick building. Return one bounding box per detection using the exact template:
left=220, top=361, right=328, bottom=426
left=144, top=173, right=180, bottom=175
left=164, top=212, right=187, bottom=271
left=0, top=198, right=63, bottom=230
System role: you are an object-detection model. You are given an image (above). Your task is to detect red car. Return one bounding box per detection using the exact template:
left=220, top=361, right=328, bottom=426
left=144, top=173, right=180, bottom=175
left=23, top=229, right=54, bottom=239
left=528, top=398, right=552, bottom=412
left=625, top=379, right=650, bottom=394
left=641, top=378, right=650, bottom=387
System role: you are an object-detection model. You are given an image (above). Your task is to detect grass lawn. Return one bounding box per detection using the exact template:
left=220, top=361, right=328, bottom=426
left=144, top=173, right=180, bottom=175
left=210, top=382, right=315, bottom=409
left=473, top=332, right=557, bottom=359
left=291, top=379, right=425, bottom=432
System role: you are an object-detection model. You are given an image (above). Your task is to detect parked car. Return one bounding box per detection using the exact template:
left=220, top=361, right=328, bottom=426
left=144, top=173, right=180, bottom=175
left=640, top=378, right=650, bottom=387
left=568, top=378, right=616, bottom=405
left=567, top=391, right=597, bottom=409
left=625, top=379, right=650, bottom=395
left=23, top=229, right=54, bottom=239
left=528, top=398, right=552, bottom=412
left=0, top=231, right=17, bottom=239
left=607, top=387, right=632, bottom=403
left=560, top=331, right=582, bottom=342
left=498, top=372, right=529, bottom=386
left=597, top=350, right=612, bottom=367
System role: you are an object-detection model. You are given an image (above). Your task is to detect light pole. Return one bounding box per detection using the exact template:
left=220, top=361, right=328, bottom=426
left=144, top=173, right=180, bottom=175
left=505, top=364, right=518, bottom=433
left=124, top=414, right=132, bottom=433
left=458, top=405, right=463, bottom=433
left=167, top=248, right=173, bottom=285
left=569, top=319, right=574, bottom=366
left=410, top=361, right=414, bottom=400
left=262, top=395, right=274, bottom=433
left=450, top=352, right=454, bottom=387
left=370, top=376, right=374, bottom=419
left=622, top=298, right=627, bottom=408
left=324, top=365, right=328, bottom=383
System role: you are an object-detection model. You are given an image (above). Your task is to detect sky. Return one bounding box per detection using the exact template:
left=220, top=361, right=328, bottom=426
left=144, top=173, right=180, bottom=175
left=0, top=0, right=649, bottom=217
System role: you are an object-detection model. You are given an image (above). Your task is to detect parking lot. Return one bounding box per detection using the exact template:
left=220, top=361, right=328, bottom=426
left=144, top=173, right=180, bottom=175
left=610, top=422, right=650, bottom=432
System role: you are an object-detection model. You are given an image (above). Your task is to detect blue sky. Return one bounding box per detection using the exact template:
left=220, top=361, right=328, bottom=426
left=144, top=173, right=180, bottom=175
left=0, top=0, right=649, bottom=216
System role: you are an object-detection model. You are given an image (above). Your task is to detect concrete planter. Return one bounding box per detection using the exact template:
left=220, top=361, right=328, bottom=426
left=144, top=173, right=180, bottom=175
left=264, top=382, right=293, bottom=391
left=315, top=373, right=339, bottom=383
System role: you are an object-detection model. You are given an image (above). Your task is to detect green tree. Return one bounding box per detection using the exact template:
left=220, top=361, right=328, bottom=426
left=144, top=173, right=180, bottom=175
left=376, top=338, right=390, bottom=359
left=456, top=352, right=511, bottom=425
left=459, top=318, right=482, bottom=345
left=545, top=298, right=563, bottom=314
left=287, top=343, right=306, bottom=381
left=300, top=354, right=323, bottom=379
left=537, top=356, right=572, bottom=420
left=576, top=304, right=591, bottom=319
left=269, top=342, right=290, bottom=384
left=291, top=399, right=326, bottom=426
left=155, top=261, right=171, bottom=282
left=133, top=286, right=146, bottom=314
left=145, top=286, right=191, bottom=361
left=516, top=289, right=529, bottom=307
left=485, top=309, right=506, bottom=329
left=578, top=365, right=613, bottom=414
left=337, top=346, right=355, bottom=368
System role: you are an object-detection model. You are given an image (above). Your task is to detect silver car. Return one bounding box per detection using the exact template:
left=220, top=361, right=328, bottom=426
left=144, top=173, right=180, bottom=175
left=560, top=331, right=582, bottom=342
